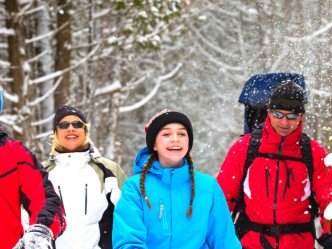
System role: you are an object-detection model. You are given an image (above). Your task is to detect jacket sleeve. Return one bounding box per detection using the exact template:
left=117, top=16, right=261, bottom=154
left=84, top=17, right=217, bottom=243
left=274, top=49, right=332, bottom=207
left=113, top=163, right=127, bottom=189
left=112, top=178, right=148, bottom=249
left=16, top=141, right=66, bottom=238
left=216, top=136, right=250, bottom=211
left=99, top=157, right=127, bottom=189
left=206, top=180, right=242, bottom=249
left=310, top=140, right=332, bottom=235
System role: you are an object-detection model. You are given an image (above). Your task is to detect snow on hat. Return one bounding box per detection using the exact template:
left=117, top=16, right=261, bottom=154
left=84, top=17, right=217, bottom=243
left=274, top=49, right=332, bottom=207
left=0, top=90, right=3, bottom=112
left=53, top=105, right=87, bottom=131
left=268, top=80, right=306, bottom=113
left=145, top=109, right=193, bottom=153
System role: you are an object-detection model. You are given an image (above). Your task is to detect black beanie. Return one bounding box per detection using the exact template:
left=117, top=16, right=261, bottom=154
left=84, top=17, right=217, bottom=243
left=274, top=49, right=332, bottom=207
left=145, top=109, right=193, bottom=153
left=53, top=105, right=87, bottom=131
left=268, top=81, right=306, bottom=113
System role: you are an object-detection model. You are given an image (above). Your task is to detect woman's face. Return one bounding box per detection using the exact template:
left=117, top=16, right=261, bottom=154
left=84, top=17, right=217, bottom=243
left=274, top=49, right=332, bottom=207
left=56, top=115, right=87, bottom=152
left=153, top=123, right=189, bottom=168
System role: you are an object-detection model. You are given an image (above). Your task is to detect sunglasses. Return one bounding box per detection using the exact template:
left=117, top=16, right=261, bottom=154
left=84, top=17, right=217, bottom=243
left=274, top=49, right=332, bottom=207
left=271, top=110, right=300, bottom=120
left=57, top=121, right=85, bottom=129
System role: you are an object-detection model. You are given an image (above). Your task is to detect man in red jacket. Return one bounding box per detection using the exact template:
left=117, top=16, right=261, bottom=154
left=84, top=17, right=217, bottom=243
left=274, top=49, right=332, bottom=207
left=217, top=81, right=332, bottom=249
left=0, top=91, right=66, bottom=249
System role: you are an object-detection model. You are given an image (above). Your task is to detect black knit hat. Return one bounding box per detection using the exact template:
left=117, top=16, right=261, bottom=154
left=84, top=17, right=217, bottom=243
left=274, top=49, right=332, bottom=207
left=53, top=105, right=87, bottom=131
left=145, top=109, right=193, bottom=153
left=268, top=81, right=306, bottom=113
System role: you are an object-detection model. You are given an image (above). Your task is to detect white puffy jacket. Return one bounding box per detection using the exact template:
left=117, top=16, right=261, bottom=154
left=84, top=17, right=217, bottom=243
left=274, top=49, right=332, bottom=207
left=44, top=149, right=126, bottom=249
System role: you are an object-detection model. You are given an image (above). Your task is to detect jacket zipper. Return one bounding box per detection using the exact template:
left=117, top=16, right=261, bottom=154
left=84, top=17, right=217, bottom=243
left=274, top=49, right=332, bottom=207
left=265, top=166, right=270, bottom=197
left=169, top=170, right=174, bottom=249
left=159, top=201, right=164, bottom=219
left=273, top=137, right=285, bottom=223
left=58, top=186, right=66, bottom=216
left=273, top=137, right=285, bottom=249
left=85, top=184, right=88, bottom=215
left=159, top=200, right=169, bottom=230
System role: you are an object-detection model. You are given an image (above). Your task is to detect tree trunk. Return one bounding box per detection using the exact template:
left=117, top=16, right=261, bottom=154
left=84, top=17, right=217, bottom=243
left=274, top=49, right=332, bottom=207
left=54, top=0, right=72, bottom=108
left=36, top=0, right=54, bottom=133
left=5, top=0, right=27, bottom=141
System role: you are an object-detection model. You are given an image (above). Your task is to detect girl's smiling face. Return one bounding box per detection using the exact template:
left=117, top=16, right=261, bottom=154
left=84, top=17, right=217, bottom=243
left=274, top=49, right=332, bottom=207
left=153, top=123, right=189, bottom=168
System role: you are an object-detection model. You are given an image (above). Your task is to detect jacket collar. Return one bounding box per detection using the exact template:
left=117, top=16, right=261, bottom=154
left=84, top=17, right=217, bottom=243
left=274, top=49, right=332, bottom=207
left=134, top=147, right=190, bottom=188
left=55, top=150, right=91, bottom=169
left=262, top=116, right=303, bottom=147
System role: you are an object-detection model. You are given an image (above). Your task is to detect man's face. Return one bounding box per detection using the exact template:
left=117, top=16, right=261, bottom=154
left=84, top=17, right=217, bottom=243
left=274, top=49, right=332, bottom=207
left=268, top=109, right=303, bottom=137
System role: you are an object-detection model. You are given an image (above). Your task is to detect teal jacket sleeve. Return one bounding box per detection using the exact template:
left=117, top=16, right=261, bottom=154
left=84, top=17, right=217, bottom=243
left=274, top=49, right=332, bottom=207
left=112, top=177, right=148, bottom=249
left=206, top=180, right=242, bottom=249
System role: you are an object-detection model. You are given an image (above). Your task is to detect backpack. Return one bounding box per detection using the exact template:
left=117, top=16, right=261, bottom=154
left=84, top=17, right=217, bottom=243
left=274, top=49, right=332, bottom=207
left=238, top=72, right=307, bottom=134
left=232, top=126, right=318, bottom=240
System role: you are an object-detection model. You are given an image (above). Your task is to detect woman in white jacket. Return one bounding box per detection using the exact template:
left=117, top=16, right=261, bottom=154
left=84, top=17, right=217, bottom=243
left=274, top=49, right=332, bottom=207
left=43, top=105, right=126, bottom=249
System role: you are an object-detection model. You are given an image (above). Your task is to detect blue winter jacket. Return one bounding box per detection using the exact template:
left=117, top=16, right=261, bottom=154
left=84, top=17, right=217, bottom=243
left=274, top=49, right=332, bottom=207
left=112, top=147, right=241, bottom=249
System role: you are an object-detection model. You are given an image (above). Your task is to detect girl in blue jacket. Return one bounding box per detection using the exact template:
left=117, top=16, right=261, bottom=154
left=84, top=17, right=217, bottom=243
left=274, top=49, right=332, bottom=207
left=113, top=109, right=241, bottom=249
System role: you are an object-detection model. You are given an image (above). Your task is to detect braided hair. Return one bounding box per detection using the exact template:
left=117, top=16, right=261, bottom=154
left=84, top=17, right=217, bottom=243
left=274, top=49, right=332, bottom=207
left=139, top=152, right=196, bottom=219
left=186, top=153, right=195, bottom=218
left=139, top=153, right=156, bottom=209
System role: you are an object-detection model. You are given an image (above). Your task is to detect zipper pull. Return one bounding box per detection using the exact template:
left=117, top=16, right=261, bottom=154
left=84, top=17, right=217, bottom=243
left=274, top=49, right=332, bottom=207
left=159, top=203, right=164, bottom=219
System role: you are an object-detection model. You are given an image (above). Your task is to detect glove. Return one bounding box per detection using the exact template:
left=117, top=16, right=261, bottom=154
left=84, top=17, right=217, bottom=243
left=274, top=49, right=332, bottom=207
left=14, top=224, right=53, bottom=249
left=324, top=202, right=332, bottom=220
left=324, top=153, right=332, bottom=167
left=317, top=233, right=332, bottom=249
left=105, top=177, right=121, bottom=205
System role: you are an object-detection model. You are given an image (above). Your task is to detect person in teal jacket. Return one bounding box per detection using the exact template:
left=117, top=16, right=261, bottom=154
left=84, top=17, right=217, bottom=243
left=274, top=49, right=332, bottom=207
left=112, top=109, right=241, bottom=249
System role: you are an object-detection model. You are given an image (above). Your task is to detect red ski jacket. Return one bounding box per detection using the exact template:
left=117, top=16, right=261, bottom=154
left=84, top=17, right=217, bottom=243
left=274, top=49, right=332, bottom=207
left=217, top=117, right=331, bottom=249
left=0, top=127, right=66, bottom=249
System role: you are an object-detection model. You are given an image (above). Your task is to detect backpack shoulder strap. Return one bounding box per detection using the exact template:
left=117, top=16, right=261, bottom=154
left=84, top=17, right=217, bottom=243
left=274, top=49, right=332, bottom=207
left=300, top=133, right=313, bottom=183
left=300, top=133, right=318, bottom=217
left=232, top=126, right=263, bottom=220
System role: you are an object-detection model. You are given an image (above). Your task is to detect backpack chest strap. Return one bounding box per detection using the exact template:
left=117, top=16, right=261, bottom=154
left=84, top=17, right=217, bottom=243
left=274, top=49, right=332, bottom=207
left=257, top=152, right=305, bottom=163
left=238, top=213, right=314, bottom=237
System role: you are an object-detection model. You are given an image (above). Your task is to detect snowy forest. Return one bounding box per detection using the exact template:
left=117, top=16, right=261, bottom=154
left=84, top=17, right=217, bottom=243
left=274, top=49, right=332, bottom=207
left=0, top=0, right=331, bottom=175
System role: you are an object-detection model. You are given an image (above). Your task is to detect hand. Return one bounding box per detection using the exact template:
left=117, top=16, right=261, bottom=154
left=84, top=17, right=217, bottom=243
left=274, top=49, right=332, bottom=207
left=14, top=224, right=53, bottom=249
left=317, top=233, right=332, bottom=249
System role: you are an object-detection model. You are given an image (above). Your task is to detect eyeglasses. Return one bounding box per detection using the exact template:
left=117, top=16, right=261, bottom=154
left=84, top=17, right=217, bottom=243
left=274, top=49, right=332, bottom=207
left=57, top=121, right=85, bottom=129
left=270, top=110, right=300, bottom=120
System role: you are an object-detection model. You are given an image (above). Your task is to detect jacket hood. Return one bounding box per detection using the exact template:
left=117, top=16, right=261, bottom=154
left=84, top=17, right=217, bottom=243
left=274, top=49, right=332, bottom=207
left=133, top=147, right=161, bottom=175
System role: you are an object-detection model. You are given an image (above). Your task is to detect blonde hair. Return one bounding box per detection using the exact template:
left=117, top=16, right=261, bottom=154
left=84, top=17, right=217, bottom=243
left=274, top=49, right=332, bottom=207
left=50, top=122, right=92, bottom=156
left=139, top=152, right=195, bottom=219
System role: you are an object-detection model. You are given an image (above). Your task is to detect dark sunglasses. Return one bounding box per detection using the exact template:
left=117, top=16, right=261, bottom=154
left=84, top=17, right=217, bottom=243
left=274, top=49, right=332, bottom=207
left=57, top=121, right=85, bottom=129
left=271, top=110, right=300, bottom=120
